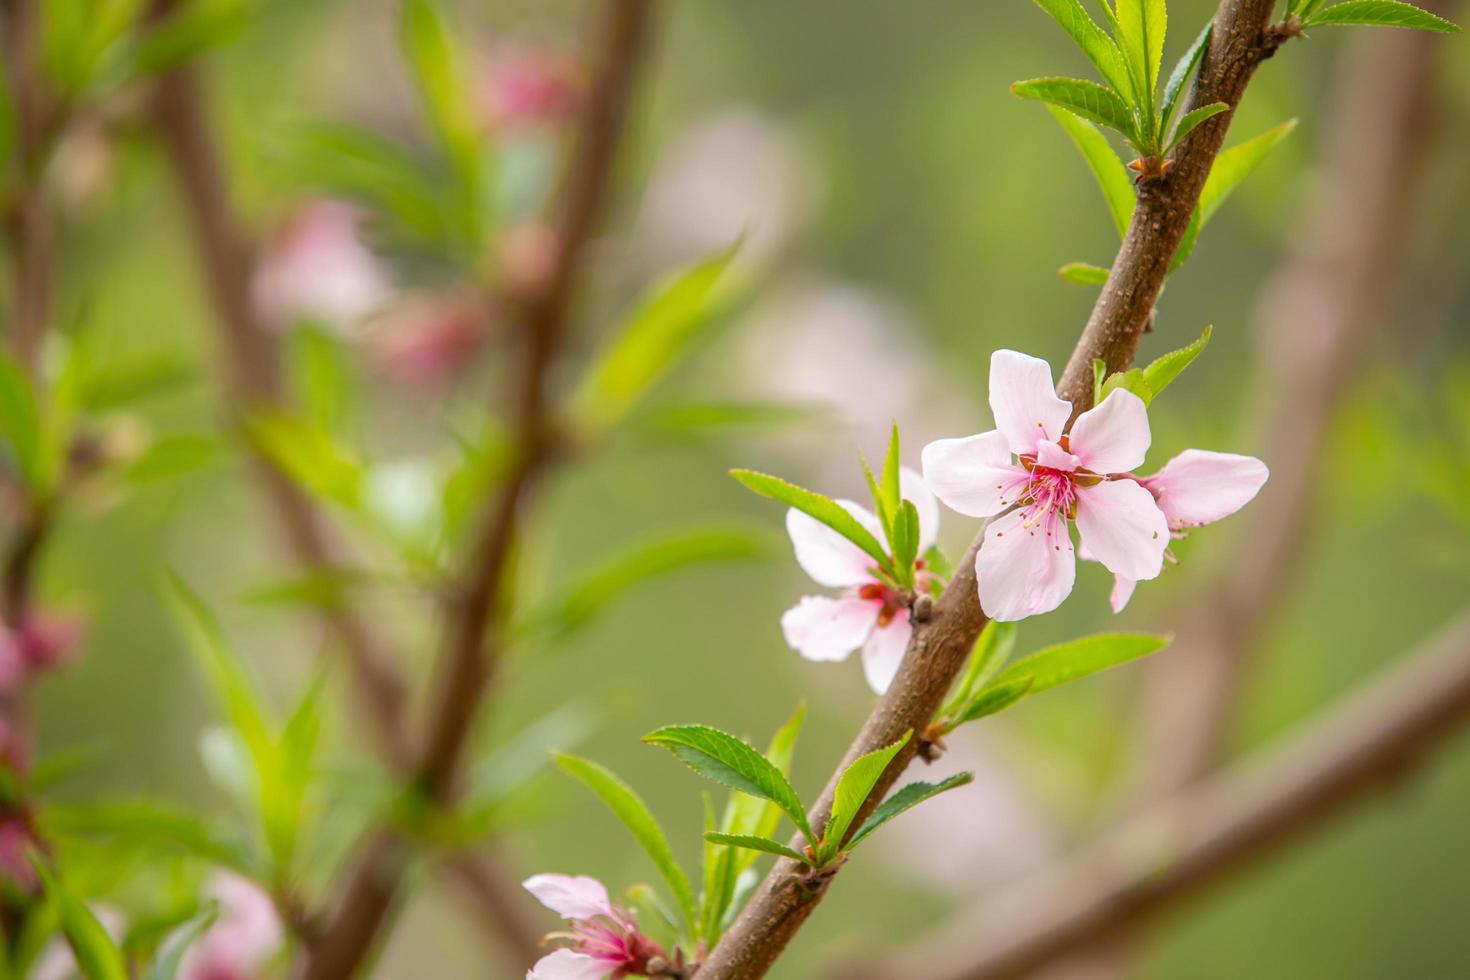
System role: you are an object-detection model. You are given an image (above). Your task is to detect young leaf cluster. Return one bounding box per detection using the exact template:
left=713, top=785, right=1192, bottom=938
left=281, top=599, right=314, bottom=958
left=1285, top=0, right=1460, bottom=33
left=1092, top=324, right=1212, bottom=406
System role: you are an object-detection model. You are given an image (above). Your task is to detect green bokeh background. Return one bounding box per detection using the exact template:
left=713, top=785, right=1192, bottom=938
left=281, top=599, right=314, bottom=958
left=20, top=0, right=1470, bottom=976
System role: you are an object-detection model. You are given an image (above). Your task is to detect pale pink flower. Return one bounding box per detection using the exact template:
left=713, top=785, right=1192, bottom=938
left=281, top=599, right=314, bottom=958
left=1101, top=449, right=1269, bottom=611
left=922, top=350, right=1171, bottom=622
left=253, top=200, right=391, bottom=334
left=523, top=874, right=665, bottom=980
left=177, top=871, right=283, bottom=980
left=780, top=467, right=939, bottom=694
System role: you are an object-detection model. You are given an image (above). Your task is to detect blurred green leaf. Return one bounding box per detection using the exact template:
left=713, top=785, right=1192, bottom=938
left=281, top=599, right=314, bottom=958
left=703, top=833, right=807, bottom=864
left=821, top=732, right=910, bottom=862
left=400, top=0, right=482, bottom=171
left=644, top=725, right=814, bottom=844
left=244, top=411, right=363, bottom=509
left=287, top=327, right=356, bottom=437
left=730, top=470, right=895, bottom=580
left=79, top=357, right=194, bottom=412
left=574, top=247, right=738, bottom=432
left=34, top=861, right=128, bottom=980
left=847, top=772, right=975, bottom=849
left=125, top=435, right=226, bottom=484
left=555, top=754, right=698, bottom=930
left=1175, top=119, right=1298, bottom=268
left=1046, top=106, right=1134, bottom=239
left=642, top=401, right=832, bottom=437
left=131, top=0, right=255, bottom=75
left=1031, top=0, right=1135, bottom=99
left=1058, top=261, right=1112, bottom=286
left=142, top=902, right=220, bottom=980
left=239, top=566, right=378, bottom=611
left=941, top=620, right=1018, bottom=721
left=951, top=676, right=1035, bottom=727
left=985, top=632, right=1172, bottom=698
left=1303, top=0, right=1460, bottom=30
left=45, top=802, right=254, bottom=874
left=1012, top=77, right=1138, bottom=140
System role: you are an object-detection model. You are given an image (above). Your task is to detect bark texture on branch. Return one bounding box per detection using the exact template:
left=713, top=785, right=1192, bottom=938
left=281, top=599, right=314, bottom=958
left=693, top=3, right=1281, bottom=976
left=851, top=611, right=1470, bottom=980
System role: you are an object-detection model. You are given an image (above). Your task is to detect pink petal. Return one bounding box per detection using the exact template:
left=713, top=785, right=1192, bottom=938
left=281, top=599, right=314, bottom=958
left=860, top=612, right=912, bottom=694
left=975, top=508, right=1076, bottom=621
left=1067, top=389, right=1151, bottom=474
left=1144, top=449, right=1269, bottom=528
left=898, top=466, right=940, bottom=553
left=527, top=948, right=614, bottom=980
left=523, top=874, right=614, bottom=922
left=921, top=431, right=1027, bottom=518
left=780, top=595, right=876, bottom=662
left=1073, top=479, right=1168, bottom=581
left=1109, top=574, right=1138, bottom=613
left=1034, top=439, right=1080, bottom=472
left=786, top=503, right=881, bottom=588
left=988, top=350, right=1071, bottom=456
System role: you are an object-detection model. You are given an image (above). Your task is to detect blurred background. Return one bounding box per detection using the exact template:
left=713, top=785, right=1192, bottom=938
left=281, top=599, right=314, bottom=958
left=11, top=0, right=1470, bottom=976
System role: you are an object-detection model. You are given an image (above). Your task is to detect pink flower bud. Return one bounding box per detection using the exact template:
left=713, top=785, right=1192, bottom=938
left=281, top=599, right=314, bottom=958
left=480, top=48, right=582, bottom=129
left=0, top=816, right=41, bottom=895
left=371, top=294, right=485, bottom=388
left=253, top=200, right=391, bottom=334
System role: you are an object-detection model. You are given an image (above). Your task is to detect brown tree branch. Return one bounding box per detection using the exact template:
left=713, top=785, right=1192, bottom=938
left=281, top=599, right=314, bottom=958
left=693, top=3, right=1281, bottom=976
left=296, top=3, right=654, bottom=976
left=848, top=610, right=1470, bottom=980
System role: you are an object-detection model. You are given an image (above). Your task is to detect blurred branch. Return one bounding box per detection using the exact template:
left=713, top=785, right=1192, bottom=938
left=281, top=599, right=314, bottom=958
left=692, top=3, right=1282, bottom=976
left=296, top=3, right=655, bottom=977
left=848, top=610, right=1470, bottom=980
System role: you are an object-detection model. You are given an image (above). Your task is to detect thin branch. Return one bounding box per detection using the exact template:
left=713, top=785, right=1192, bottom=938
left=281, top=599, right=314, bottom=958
left=693, top=2, right=1280, bottom=976
left=849, top=610, right=1470, bottom=980
left=296, top=3, right=654, bottom=976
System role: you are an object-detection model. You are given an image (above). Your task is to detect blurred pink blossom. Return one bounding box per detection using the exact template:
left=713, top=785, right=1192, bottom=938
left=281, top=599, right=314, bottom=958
left=371, top=294, right=484, bottom=388
left=0, top=612, right=85, bottom=693
left=177, top=871, right=283, bottom=980
left=480, top=48, right=582, bottom=129
left=524, top=873, right=666, bottom=980
left=0, top=815, right=39, bottom=893
left=253, top=200, right=391, bottom=334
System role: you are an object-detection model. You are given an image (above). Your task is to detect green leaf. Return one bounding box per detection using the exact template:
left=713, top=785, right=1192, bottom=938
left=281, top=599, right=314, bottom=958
left=130, top=0, right=253, bottom=75
left=517, top=526, right=772, bottom=639
left=1045, top=106, right=1135, bottom=239
left=643, top=401, right=831, bottom=436
left=142, top=903, right=220, bottom=980
left=890, top=500, right=921, bottom=584
left=44, top=802, right=254, bottom=873
left=859, top=452, right=891, bottom=542
left=244, top=411, right=363, bottom=509
left=1011, top=77, right=1138, bottom=140
left=1166, top=102, right=1229, bottom=153
left=125, top=435, right=226, bottom=484
left=879, top=423, right=902, bottom=531
left=1304, top=0, right=1460, bottom=31
left=555, top=754, right=698, bottom=929
left=574, top=247, right=738, bottom=431
left=1031, top=0, right=1136, bottom=99
left=287, top=326, right=356, bottom=436
left=1115, top=0, right=1167, bottom=135
left=821, top=733, right=911, bottom=861
left=703, top=833, right=808, bottom=865
left=0, top=353, right=41, bottom=490
left=1100, top=367, right=1152, bottom=403
left=1092, top=359, right=1107, bottom=406
left=942, top=620, right=1018, bottom=721
left=952, top=676, right=1036, bottom=727
left=1141, top=324, right=1212, bottom=400
left=730, top=470, right=895, bottom=579
left=34, top=861, right=128, bottom=980
left=847, top=772, right=975, bottom=849
left=400, top=0, right=482, bottom=186
left=643, top=725, right=814, bottom=845
left=1160, top=22, right=1212, bottom=137
left=1059, top=262, right=1113, bottom=285
left=1174, top=119, right=1298, bottom=269
left=985, top=632, right=1172, bottom=698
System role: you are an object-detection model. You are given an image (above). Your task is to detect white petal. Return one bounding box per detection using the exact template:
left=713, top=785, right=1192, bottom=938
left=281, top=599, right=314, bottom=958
left=523, top=874, right=614, bottom=922
left=786, top=503, right=880, bottom=588
left=860, top=612, right=912, bottom=694
left=988, top=350, right=1071, bottom=456
left=527, top=948, right=613, bottom=980
left=1109, top=575, right=1138, bottom=613
left=1068, top=389, right=1151, bottom=474
left=780, top=595, right=875, bottom=662
left=1145, top=449, right=1269, bottom=528
left=975, top=509, right=1076, bottom=622
left=921, top=431, right=1027, bottom=518
left=899, top=466, right=940, bottom=553
left=1073, top=480, right=1169, bottom=581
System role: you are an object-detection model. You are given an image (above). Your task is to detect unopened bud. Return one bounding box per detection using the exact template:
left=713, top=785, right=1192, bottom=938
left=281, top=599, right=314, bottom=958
left=912, top=593, right=934, bottom=623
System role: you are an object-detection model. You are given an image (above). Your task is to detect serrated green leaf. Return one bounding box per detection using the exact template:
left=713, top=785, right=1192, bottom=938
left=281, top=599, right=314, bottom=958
left=1045, top=106, right=1135, bottom=239
left=1059, top=262, right=1113, bottom=285
left=1115, top=0, right=1167, bottom=138
left=730, top=470, right=895, bottom=579
left=555, top=754, right=698, bottom=929
left=953, top=676, right=1036, bottom=727
left=1012, top=77, right=1139, bottom=140
left=1304, top=0, right=1460, bottom=31
left=703, top=833, right=808, bottom=865
left=1100, top=367, right=1152, bottom=403
left=1141, top=324, right=1212, bottom=400
left=574, top=247, right=738, bottom=431
left=1166, top=102, right=1228, bottom=153
left=1031, top=0, right=1136, bottom=100
left=34, top=862, right=128, bottom=980
left=644, top=725, right=814, bottom=844
left=891, top=500, right=921, bottom=584
left=879, top=423, right=902, bottom=529
left=1174, top=119, right=1298, bottom=270
left=1160, top=22, right=1212, bottom=138
left=985, top=632, right=1172, bottom=697
left=847, top=772, right=975, bottom=848
left=858, top=451, right=891, bottom=542
left=821, top=733, right=911, bottom=862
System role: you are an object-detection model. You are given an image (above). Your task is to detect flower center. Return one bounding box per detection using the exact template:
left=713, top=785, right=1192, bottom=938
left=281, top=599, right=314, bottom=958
left=858, top=560, right=932, bottom=626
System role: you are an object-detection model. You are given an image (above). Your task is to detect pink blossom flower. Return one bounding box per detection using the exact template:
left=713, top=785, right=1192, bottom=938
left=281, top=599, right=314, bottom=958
left=253, top=200, right=391, bottom=334
left=481, top=49, right=581, bottom=129
left=523, top=874, right=665, bottom=980
left=780, top=467, right=939, bottom=694
left=177, top=871, right=283, bottom=980
left=1100, top=449, right=1269, bottom=611
left=922, top=350, right=1166, bottom=621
